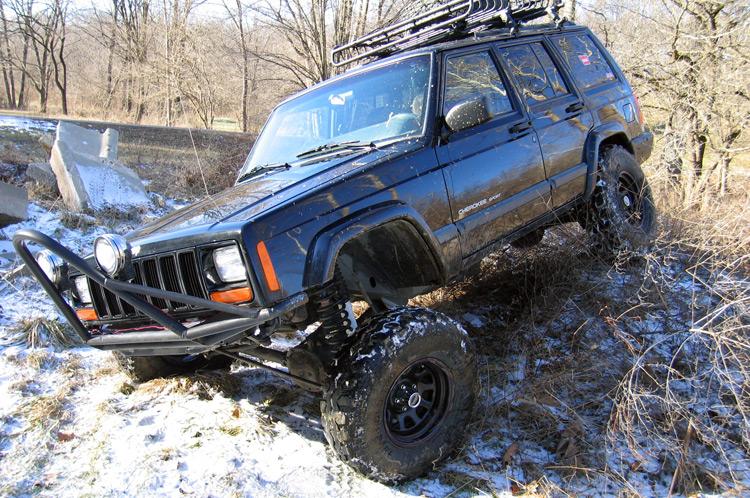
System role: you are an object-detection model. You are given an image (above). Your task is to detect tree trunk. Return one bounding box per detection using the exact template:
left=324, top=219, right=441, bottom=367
left=718, top=155, right=729, bottom=196
left=0, top=0, right=17, bottom=108
left=16, top=0, right=32, bottom=108
left=566, top=0, right=576, bottom=21
left=105, top=0, right=118, bottom=109
left=238, top=0, right=248, bottom=132
left=52, top=34, right=68, bottom=114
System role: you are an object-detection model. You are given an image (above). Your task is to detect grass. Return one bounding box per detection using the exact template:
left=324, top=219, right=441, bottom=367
left=136, top=371, right=242, bottom=401
left=7, top=317, right=79, bottom=350
left=408, top=159, right=750, bottom=495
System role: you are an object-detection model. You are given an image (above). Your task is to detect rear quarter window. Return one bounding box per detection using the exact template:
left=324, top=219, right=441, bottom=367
left=553, top=34, right=617, bottom=89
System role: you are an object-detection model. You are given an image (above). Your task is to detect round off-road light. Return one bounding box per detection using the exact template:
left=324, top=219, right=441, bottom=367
left=36, top=250, right=66, bottom=285
left=94, top=234, right=130, bottom=276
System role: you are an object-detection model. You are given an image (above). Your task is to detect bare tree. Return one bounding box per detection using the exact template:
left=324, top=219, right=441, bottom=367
left=8, top=0, right=67, bottom=113
left=49, top=0, right=68, bottom=114
left=0, top=0, right=17, bottom=107
left=584, top=0, right=750, bottom=200
left=565, top=0, right=576, bottom=21
left=253, top=0, right=410, bottom=87
left=223, top=0, right=250, bottom=131
left=115, top=0, right=151, bottom=121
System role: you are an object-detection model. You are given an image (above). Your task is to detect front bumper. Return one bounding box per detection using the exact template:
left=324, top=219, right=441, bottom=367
left=12, top=229, right=308, bottom=356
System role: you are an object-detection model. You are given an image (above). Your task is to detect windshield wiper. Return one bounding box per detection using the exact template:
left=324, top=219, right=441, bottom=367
left=296, top=140, right=375, bottom=160
left=237, top=162, right=291, bottom=183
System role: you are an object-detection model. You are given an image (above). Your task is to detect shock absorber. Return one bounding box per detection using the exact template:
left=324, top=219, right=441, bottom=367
left=308, top=269, right=357, bottom=368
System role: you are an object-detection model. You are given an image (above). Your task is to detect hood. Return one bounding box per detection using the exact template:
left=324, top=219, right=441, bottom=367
left=129, top=141, right=421, bottom=241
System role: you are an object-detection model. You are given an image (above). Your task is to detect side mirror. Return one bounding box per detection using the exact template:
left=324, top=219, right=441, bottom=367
left=444, top=97, right=492, bottom=133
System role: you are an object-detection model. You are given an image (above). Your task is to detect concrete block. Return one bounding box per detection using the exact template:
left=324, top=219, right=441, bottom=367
left=100, top=128, right=119, bottom=160
left=38, top=133, right=54, bottom=152
left=26, top=162, right=57, bottom=190
left=0, top=182, right=28, bottom=226
left=50, top=122, right=149, bottom=212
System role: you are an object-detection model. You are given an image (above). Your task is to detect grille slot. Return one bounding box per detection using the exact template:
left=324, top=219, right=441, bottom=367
left=142, top=258, right=167, bottom=310
left=86, top=249, right=207, bottom=322
left=179, top=252, right=205, bottom=298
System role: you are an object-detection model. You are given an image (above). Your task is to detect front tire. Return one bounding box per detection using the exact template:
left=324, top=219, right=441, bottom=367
left=114, top=353, right=233, bottom=383
left=583, top=145, right=656, bottom=255
left=321, top=307, right=477, bottom=483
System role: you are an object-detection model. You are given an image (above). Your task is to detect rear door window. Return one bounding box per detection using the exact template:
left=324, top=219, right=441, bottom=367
left=552, top=34, right=617, bottom=89
left=498, top=43, right=569, bottom=107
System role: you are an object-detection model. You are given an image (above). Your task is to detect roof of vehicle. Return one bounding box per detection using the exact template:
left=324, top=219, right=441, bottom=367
left=277, top=22, right=589, bottom=107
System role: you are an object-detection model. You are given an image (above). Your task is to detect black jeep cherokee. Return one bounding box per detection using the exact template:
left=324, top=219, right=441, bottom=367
left=15, top=12, right=655, bottom=482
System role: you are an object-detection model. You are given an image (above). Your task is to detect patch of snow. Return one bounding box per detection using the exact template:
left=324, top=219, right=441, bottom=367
left=463, top=312, right=485, bottom=328
left=0, top=114, right=56, bottom=134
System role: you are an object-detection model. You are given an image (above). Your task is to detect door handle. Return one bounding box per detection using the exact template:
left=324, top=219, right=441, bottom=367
left=565, top=102, right=585, bottom=114
left=510, top=121, right=532, bottom=134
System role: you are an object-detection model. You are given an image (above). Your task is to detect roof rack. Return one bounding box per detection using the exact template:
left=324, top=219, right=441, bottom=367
left=331, top=0, right=565, bottom=68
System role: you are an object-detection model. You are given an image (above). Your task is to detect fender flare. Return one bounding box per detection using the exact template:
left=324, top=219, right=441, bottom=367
left=583, top=123, right=634, bottom=199
left=303, top=202, right=446, bottom=289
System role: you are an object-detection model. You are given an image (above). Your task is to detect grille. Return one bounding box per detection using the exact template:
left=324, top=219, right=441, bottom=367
left=87, top=250, right=207, bottom=321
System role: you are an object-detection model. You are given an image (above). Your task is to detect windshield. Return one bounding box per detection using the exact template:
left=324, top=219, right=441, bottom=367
left=239, top=55, right=431, bottom=176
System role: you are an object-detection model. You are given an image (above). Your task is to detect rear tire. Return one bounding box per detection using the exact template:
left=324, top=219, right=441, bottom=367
left=583, top=145, right=656, bottom=255
left=321, top=307, right=478, bottom=483
left=114, top=353, right=233, bottom=383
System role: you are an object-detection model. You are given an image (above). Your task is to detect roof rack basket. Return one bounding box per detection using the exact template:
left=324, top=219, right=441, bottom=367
left=332, top=0, right=565, bottom=67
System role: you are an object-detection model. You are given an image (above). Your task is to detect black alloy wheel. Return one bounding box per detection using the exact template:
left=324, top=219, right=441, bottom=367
left=384, top=359, right=450, bottom=445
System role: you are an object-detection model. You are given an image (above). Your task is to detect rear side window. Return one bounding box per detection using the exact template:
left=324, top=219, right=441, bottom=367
left=498, top=43, right=568, bottom=106
left=443, top=51, right=514, bottom=119
left=553, top=34, right=617, bottom=89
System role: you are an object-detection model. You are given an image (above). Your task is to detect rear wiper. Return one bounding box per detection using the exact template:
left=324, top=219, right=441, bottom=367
left=237, top=162, right=291, bottom=183
left=296, top=140, right=375, bottom=159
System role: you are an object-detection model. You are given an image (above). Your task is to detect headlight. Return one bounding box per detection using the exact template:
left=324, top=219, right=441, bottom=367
left=212, top=245, right=246, bottom=283
left=36, top=250, right=66, bottom=285
left=94, top=234, right=129, bottom=276
left=74, top=276, right=92, bottom=304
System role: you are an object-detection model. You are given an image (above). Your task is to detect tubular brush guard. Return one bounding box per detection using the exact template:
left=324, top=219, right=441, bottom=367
left=12, top=229, right=308, bottom=355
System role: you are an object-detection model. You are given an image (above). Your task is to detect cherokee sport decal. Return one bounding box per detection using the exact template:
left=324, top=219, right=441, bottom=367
left=458, top=191, right=504, bottom=218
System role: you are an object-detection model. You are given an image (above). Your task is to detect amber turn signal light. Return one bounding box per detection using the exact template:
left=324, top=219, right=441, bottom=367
left=256, top=241, right=280, bottom=292
left=210, top=286, right=253, bottom=304
left=76, top=307, right=98, bottom=321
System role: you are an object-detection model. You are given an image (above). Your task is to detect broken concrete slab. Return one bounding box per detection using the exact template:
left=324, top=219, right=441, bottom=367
left=0, top=182, right=28, bottom=226
left=55, top=121, right=109, bottom=158
left=26, top=162, right=57, bottom=190
left=38, top=133, right=54, bottom=153
left=49, top=122, right=149, bottom=212
left=101, top=128, right=118, bottom=160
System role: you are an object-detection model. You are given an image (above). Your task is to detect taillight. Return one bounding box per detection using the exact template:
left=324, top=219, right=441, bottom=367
left=634, top=94, right=645, bottom=125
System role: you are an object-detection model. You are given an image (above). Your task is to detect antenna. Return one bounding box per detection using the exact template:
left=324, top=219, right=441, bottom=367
left=331, top=0, right=565, bottom=68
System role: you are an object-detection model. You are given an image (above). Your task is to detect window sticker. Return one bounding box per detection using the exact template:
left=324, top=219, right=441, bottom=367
left=578, top=54, right=591, bottom=66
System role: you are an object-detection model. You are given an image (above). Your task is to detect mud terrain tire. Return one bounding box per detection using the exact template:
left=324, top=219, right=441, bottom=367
left=114, top=353, right=233, bottom=383
left=321, top=307, right=478, bottom=483
left=584, top=145, right=656, bottom=255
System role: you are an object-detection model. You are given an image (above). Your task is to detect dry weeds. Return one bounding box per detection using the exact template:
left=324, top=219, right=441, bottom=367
left=413, top=165, right=749, bottom=495
left=136, top=371, right=242, bottom=401
left=5, top=317, right=79, bottom=350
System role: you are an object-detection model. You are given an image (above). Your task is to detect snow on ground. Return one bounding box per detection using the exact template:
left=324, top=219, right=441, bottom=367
left=0, top=115, right=57, bottom=134
left=2, top=199, right=746, bottom=497
left=0, top=114, right=746, bottom=495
